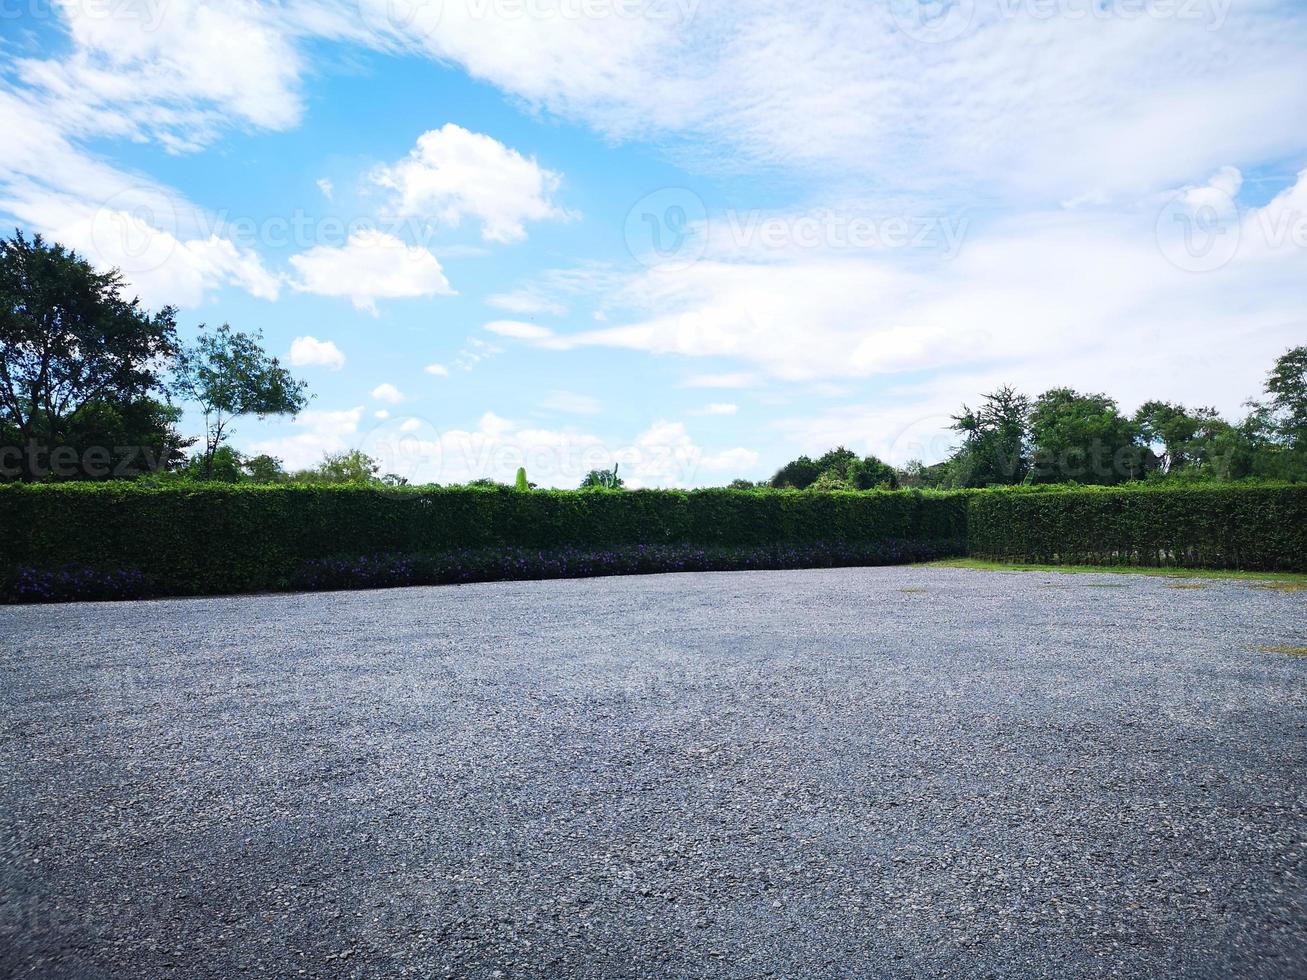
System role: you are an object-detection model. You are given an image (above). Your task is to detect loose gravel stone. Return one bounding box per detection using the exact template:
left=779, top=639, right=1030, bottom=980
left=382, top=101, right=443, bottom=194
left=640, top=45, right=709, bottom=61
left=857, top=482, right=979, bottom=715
left=1, top=566, right=1305, bottom=978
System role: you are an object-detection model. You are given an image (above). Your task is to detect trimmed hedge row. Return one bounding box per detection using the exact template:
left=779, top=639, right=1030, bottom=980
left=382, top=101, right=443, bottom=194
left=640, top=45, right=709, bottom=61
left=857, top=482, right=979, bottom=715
left=2, top=482, right=1302, bottom=601
left=0, top=483, right=967, bottom=598
left=966, top=484, right=1307, bottom=571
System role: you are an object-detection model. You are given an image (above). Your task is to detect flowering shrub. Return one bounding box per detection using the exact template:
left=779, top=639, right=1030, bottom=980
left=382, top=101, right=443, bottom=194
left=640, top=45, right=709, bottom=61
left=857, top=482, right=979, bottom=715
left=8, top=565, right=146, bottom=603
left=291, top=540, right=956, bottom=593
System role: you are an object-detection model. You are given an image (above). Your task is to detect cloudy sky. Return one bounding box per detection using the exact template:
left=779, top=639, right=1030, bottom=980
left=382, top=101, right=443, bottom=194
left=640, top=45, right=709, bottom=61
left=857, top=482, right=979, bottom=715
left=2, top=0, right=1305, bottom=486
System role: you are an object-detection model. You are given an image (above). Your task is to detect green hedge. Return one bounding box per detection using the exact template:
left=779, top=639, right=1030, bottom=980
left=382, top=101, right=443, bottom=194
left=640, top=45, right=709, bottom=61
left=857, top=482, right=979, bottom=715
left=966, top=484, right=1307, bottom=571
left=3, top=482, right=1302, bottom=601
left=0, top=483, right=967, bottom=597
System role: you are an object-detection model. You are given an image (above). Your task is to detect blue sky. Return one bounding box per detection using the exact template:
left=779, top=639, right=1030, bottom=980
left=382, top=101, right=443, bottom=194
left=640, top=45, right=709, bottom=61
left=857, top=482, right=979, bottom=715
left=2, top=0, right=1305, bottom=486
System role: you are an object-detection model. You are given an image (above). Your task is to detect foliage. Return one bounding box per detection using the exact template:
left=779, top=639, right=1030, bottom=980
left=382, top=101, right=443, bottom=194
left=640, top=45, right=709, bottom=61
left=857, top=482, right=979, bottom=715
left=1027, top=388, right=1147, bottom=484
left=966, top=484, right=1306, bottom=571
left=293, top=449, right=382, bottom=485
left=580, top=464, right=623, bottom=489
left=0, top=483, right=968, bottom=598
left=170, top=323, right=309, bottom=479
left=515, top=466, right=530, bottom=492
left=0, top=231, right=182, bottom=480
left=770, top=447, right=898, bottom=489
left=948, top=386, right=1030, bottom=487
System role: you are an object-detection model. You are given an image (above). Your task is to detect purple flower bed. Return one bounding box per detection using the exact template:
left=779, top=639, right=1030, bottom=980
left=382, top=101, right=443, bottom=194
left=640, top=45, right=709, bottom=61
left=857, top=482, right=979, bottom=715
left=7, top=564, right=146, bottom=603
left=291, top=539, right=961, bottom=593
left=2, top=539, right=963, bottom=603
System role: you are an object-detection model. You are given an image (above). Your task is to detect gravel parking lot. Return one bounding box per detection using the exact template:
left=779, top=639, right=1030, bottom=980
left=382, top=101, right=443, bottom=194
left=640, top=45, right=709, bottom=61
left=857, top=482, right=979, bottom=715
left=2, top=565, right=1305, bottom=979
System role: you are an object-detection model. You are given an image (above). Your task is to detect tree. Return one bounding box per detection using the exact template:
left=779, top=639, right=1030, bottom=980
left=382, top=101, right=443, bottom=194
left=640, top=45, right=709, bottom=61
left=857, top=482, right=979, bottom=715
left=1029, top=388, right=1145, bottom=484
left=243, top=454, right=289, bottom=484
left=770, top=454, right=821, bottom=489
left=580, top=464, right=623, bottom=489
left=171, top=323, right=309, bottom=479
left=292, top=450, right=381, bottom=484
left=0, top=231, right=181, bottom=479
left=1133, top=401, right=1230, bottom=475
left=946, top=386, right=1030, bottom=487
left=515, top=466, right=530, bottom=492
left=1264, top=345, right=1307, bottom=446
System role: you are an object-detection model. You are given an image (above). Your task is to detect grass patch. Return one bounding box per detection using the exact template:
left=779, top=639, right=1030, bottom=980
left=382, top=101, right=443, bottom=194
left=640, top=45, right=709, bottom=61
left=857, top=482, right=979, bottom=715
left=1250, top=581, right=1307, bottom=594
left=1164, top=582, right=1208, bottom=590
left=899, top=587, right=928, bottom=594
left=927, top=558, right=1307, bottom=588
left=1251, top=644, right=1307, bottom=658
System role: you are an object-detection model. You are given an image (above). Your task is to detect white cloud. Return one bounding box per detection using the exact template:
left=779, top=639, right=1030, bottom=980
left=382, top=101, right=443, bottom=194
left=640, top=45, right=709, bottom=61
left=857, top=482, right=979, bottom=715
left=374, top=410, right=390, bottom=420
left=289, top=230, right=453, bottom=312
left=291, top=410, right=758, bottom=488
left=372, top=123, right=570, bottom=243
left=250, top=406, right=364, bottom=472
left=694, top=402, right=739, bottom=416
left=371, top=383, right=405, bottom=404
left=484, top=320, right=555, bottom=340
left=540, top=391, right=602, bottom=415
left=316, top=177, right=334, bottom=200
left=486, top=290, right=568, bottom=316
left=424, top=362, right=450, bottom=377
left=288, top=336, right=346, bottom=370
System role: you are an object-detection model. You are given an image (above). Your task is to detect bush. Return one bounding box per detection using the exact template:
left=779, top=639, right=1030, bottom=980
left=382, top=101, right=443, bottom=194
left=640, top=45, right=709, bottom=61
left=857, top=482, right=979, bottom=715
left=0, top=483, right=967, bottom=599
left=967, top=483, right=1306, bottom=571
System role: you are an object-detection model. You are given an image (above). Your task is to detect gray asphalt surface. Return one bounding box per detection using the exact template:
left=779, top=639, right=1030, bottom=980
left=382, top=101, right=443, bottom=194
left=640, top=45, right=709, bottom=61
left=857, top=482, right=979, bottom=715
left=1, top=565, right=1305, bottom=979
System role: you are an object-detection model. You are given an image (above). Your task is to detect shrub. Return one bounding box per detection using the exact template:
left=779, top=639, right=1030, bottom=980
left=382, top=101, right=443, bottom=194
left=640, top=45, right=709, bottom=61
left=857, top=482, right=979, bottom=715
left=0, top=483, right=967, bottom=599
left=966, top=483, right=1306, bottom=571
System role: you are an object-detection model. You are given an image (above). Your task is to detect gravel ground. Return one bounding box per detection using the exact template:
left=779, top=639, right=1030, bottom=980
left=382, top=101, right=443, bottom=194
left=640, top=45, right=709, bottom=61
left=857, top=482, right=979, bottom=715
left=1, top=565, right=1305, bottom=980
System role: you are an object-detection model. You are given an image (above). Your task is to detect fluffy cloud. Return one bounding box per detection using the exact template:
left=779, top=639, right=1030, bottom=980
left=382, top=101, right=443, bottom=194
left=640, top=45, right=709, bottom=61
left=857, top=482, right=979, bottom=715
left=288, top=336, right=346, bottom=370
left=257, top=410, right=757, bottom=488
left=549, top=168, right=1307, bottom=426
left=249, top=406, right=364, bottom=472
left=371, top=383, right=405, bottom=404
left=289, top=230, right=452, bottom=312
left=424, top=363, right=450, bottom=377
left=373, top=124, right=570, bottom=243
left=693, top=402, right=738, bottom=416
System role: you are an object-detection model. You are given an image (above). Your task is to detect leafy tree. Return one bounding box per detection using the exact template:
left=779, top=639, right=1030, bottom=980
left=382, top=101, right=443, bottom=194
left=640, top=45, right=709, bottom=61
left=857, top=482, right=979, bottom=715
left=1264, top=345, right=1307, bottom=446
left=1134, top=401, right=1232, bottom=475
left=0, top=231, right=181, bottom=479
left=294, top=450, right=382, bottom=485
left=580, top=464, right=623, bottom=489
left=181, top=445, right=246, bottom=483
left=243, top=453, right=289, bottom=484
left=770, top=454, right=821, bottom=489
left=515, top=466, right=530, bottom=492
left=727, top=478, right=764, bottom=489
left=946, top=386, right=1030, bottom=487
left=1029, top=388, right=1145, bottom=484
left=170, top=323, right=309, bottom=479
left=771, top=447, right=899, bottom=489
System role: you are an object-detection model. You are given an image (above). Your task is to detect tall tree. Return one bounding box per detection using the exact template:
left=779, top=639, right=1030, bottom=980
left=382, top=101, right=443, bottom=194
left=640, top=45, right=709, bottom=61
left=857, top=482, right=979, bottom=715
left=0, top=231, right=181, bottom=479
left=946, top=386, right=1030, bottom=487
left=1029, top=388, right=1145, bottom=484
left=170, top=323, right=309, bottom=479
